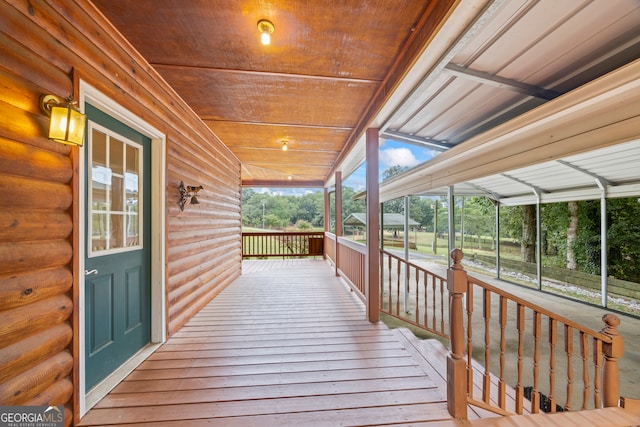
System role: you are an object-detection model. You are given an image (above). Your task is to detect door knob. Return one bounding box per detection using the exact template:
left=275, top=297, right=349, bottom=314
left=85, top=269, right=98, bottom=276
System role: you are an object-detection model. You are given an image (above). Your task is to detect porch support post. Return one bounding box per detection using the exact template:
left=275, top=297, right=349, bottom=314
left=447, top=248, right=468, bottom=419
left=495, top=200, right=501, bottom=279
left=335, top=171, right=342, bottom=277
left=323, top=188, right=329, bottom=259
left=365, top=128, right=380, bottom=323
left=404, top=196, right=410, bottom=312
left=601, top=314, right=623, bottom=407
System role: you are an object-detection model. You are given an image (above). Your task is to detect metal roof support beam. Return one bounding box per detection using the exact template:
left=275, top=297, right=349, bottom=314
left=444, top=63, right=561, bottom=101
left=596, top=178, right=608, bottom=307
left=380, top=0, right=505, bottom=133
left=381, top=130, right=453, bottom=151
left=556, top=160, right=615, bottom=187
left=365, top=129, right=380, bottom=322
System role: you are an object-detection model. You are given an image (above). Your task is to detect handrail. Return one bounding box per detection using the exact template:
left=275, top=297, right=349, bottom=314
left=242, top=231, right=324, bottom=258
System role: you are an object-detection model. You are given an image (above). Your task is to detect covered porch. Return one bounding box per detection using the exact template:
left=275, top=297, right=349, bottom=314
left=1, top=0, right=640, bottom=425
left=78, top=259, right=640, bottom=426
left=78, top=259, right=452, bottom=426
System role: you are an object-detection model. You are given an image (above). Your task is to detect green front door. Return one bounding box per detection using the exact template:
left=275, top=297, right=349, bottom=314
left=84, top=104, right=151, bottom=391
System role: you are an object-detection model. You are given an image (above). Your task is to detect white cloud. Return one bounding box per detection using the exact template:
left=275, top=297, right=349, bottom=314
left=380, top=147, right=419, bottom=169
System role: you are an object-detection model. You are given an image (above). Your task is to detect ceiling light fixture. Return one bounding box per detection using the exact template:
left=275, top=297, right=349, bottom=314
left=257, top=19, right=274, bottom=45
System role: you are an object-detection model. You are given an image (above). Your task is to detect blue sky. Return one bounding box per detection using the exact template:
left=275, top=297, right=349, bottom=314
left=259, top=139, right=436, bottom=195
left=343, top=139, right=436, bottom=192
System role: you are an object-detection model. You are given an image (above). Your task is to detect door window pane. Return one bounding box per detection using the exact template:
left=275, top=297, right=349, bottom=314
left=89, top=125, right=143, bottom=256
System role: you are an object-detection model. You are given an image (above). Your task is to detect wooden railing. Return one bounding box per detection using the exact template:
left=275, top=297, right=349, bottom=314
left=337, top=237, right=366, bottom=299
left=380, top=249, right=448, bottom=339
left=325, top=232, right=336, bottom=263
left=242, top=231, right=324, bottom=258
left=446, top=249, right=623, bottom=419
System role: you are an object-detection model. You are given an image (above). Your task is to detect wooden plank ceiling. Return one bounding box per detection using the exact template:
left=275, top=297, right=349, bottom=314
left=91, top=0, right=456, bottom=187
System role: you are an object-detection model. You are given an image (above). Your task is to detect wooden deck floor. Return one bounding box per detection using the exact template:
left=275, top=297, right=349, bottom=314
left=78, top=259, right=453, bottom=426
left=78, top=259, right=640, bottom=427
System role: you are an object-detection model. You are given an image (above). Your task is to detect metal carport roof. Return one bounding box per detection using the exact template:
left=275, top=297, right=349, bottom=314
left=328, top=0, right=640, bottom=207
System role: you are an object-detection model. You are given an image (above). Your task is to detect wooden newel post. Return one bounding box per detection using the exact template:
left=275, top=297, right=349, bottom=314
left=447, top=248, right=468, bottom=419
left=601, top=313, right=623, bottom=407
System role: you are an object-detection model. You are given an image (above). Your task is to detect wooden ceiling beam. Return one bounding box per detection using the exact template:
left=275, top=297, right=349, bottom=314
left=152, top=63, right=381, bottom=84
left=203, top=119, right=352, bottom=131
left=242, top=179, right=325, bottom=188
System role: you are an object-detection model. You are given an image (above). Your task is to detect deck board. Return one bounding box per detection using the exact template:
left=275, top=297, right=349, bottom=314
left=79, top=259, right=451, bottom=426
left=78, top=259, right=640, bottom=427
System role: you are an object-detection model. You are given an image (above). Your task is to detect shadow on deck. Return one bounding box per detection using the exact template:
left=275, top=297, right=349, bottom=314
left=78, top=259, right=640, bottom=426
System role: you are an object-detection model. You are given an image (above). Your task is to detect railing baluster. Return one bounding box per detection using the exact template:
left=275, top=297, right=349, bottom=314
left=549, top=318, right=558, bottom=413
left=423, top=273, right=428, bottom=329
left=379, top=251, right=384, bottom=309
left=396, top=258, right=401, bottom=315
left=483, top=289, right=491, bottom=404
left=432, top=274, right=437, bottom=331
left=515, top=303, right=525, bottom=415
left=415, top=268, right=420, bottom=325
left=565, top=325, right=573, bottom=411
left=466, top=281, right=474, bottom=397
left=498, top=296, right=507, bottom=410
left=593, top=338, right=602, bottom=408
left=531, top=311, right=541, bottom=413
left=387, top=253, right=392, bottom=312
left=581, top=331, right=589, bottom=410
left=440, top=277, right=445, bottom=335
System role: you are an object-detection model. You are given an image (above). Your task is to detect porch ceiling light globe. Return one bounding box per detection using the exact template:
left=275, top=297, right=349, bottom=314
left=258, top=19, right=274, bottom=45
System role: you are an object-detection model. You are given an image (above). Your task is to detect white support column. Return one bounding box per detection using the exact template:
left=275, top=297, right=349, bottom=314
left=534, top=189, right=542, bottom=290
left=596, top=179, right=608, bottom=307
left=366, top=129, right=380, bottom=323
left=448, top=186, right=455, bottom=267
left=495, top=200, right=501, bottom=279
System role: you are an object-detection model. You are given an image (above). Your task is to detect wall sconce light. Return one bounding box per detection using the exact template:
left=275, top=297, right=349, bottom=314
left=281, top=140, right=288, bottom=151
left=39, top=94, right=86, bottom=146
left=257, top=19, right=274, bottom=45
left=178, top=181, right=203, bottom=211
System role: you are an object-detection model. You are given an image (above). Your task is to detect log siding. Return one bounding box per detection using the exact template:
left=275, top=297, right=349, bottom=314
left=0, top=0, right=242, bottom=424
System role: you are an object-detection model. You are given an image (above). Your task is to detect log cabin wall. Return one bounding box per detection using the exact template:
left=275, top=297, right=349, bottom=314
left=0, top=0, right=242, bottom=423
